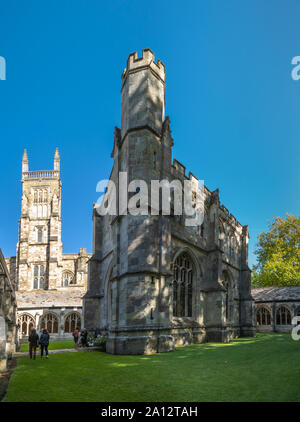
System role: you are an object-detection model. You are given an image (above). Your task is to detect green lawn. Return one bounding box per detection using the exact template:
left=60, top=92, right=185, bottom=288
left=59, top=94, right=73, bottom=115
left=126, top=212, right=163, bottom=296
left=19, top=340, right=74, bottom=353
left=4, top=333, right=300, bottom=402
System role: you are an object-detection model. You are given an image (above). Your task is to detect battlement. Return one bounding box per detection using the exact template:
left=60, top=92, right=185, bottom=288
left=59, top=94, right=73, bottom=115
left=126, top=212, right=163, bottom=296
left=22, top=170, right=60, bottom=180
left=121, top=48, right=165, bottom=86
left=172, top=159, right=186, bottom=177
left=220, top=204, right=243, bottom=230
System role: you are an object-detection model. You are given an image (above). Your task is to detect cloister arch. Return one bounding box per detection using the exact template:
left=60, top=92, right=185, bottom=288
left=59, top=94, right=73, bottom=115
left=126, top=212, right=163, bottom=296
left=276, top=306, right=292, bottom=325
left=40, top=312, right=59, bottom=333
left=64, top=312, right=82, bottom=333
left=256, top=306, right=271, bottom=325
left=18, top=313, right=35, bottom=337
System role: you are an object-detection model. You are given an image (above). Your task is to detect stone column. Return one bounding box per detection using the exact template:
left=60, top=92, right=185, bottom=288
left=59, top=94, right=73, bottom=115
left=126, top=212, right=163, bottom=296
left=0, top=316, right=7, bottom=372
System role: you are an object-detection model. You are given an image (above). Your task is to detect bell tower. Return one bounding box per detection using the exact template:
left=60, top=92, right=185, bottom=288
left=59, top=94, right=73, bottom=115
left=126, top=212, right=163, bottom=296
left=16, top=149, right=63, bottom=291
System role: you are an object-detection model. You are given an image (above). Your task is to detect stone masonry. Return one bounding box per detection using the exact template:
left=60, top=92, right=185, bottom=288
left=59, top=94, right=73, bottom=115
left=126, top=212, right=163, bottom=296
left=83, top=49, right=256, bottom=354
left=252, top=286, right=300, bottom=333
left=5, top=150, right=91, bottom=340
left=0, top=248, right=17, bottom=372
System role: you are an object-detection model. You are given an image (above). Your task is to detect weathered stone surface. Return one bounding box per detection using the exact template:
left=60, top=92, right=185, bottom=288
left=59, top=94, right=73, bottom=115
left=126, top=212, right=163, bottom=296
left=16, top=289, right=85, bottom=308
left=5, top=150, right=91, bottom=340
left=83, top=49, right=256, bottom=354
left=0, top=249, right=17, bottom=372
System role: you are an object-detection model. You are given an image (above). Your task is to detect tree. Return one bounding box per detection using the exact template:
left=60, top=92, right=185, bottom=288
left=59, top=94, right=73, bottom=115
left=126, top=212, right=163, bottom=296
left=252, top=213, right=300, bottom=287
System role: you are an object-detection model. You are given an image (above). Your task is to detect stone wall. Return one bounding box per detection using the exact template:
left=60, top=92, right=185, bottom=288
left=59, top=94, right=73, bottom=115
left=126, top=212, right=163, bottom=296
left=83, top=49, right=256, bottom=354
left=0, top=249, right=18, bottom=372
left=253, top=287, right=300, bottom=334
left=5, top=150, right=91, bottom=341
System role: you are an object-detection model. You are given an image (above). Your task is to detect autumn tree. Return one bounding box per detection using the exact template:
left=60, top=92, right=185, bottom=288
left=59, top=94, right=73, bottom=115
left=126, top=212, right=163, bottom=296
left=252, top=214, right=300, bottom=287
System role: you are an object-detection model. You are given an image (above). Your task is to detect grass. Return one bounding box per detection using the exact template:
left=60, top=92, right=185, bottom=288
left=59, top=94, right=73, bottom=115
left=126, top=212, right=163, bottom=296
left=4, top=333, right=300, bottom=402
left=19, top=340, right=74, bottom=353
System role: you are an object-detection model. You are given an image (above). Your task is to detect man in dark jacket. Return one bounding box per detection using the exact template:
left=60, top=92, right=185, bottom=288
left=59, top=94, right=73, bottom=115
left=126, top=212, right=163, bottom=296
left=40, top=328, right=50, bottom=359
left=28, top=328, right=39, bottom=360
left=80, top=328, right=88, bottom=347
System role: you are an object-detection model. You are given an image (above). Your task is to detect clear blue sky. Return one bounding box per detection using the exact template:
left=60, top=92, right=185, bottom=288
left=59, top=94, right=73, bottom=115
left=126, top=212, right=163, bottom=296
left=0, top=0, right=299, bottom=268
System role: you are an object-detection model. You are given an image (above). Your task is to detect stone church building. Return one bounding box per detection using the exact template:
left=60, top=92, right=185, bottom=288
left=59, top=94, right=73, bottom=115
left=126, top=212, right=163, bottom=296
left=83, top=49, right=255, bottom=354
left=5, top=149, right=91, bottom=340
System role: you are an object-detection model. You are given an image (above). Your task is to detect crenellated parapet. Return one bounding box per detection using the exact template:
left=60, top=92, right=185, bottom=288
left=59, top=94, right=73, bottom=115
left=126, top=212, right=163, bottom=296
left=121, top=48, right=165, bottom=87
left=121, top=49, right=166, bottom=140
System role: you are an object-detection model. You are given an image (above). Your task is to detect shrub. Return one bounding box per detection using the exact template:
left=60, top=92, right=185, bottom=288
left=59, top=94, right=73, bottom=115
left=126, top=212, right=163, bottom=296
left=93, top=335, right=107, bottom=351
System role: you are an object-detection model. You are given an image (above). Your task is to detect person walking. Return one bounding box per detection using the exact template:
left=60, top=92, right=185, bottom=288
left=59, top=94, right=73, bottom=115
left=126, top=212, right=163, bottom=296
left=73, top=327, right=79, bottom=349
left=80, top=328, right=88, bottom=347
left=28, top=328, right=39, bottom=360
left=40, top=328, right=50, bottom=359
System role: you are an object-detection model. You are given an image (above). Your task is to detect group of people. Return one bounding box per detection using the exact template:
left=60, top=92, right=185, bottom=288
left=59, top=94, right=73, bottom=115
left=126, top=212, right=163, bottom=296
left=28, top=328, right=50, bottom=360
left=72, top=327, right=87, bottom=348
left=72, top=327, right=108, bottom=348
left=27, top=326, right=108, bottom=358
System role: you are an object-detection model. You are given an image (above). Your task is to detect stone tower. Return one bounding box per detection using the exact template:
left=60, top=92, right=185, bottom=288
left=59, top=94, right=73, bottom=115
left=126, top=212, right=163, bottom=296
left=84, top=49, right=255, bottom=355
left=85, top=49, right=180, bottom=354
left=16, top=149, right=63, bottom=290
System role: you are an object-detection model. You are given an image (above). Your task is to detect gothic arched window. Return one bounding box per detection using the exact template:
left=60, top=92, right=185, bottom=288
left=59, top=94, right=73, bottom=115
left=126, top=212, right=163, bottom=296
left=40, top=313, right=58, bottom=333
left=256, top=307, right=271, bottom=325
left=61, top=271, right=75, bottom=287
left=276, top=306, right=292, bottom=325
left=64, top=312, right=81, bottom=333
left=173, top=253, right=193, bottom=317
left=18, top=313, right=35, bottom=337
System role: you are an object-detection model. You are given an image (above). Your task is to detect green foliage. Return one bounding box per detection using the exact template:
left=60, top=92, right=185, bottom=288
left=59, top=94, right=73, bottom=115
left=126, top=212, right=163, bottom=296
left=4, top=334, right=300, bottom=402
left=252, top=213, right=300, bottom=287
left=93, top=335, right=107, bottom=348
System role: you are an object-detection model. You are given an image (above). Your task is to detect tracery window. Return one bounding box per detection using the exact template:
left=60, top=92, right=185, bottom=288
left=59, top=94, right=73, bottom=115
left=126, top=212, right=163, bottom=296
left=40, top=313, right=58, bottom=333
left=18, top=313, right=35, bottom=336
left=33, top=189, right=49, bottom=203
left=276, top=306, right=291, bottom=325
left=61, top=271, right=75, bottom=287
left=173, top=253, right=193, bottom=317
left=64, top=312, right=81, bottom=333
left=256, top=307, right=271, bottom=325
left=33, top=264, right=45, bottom=289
